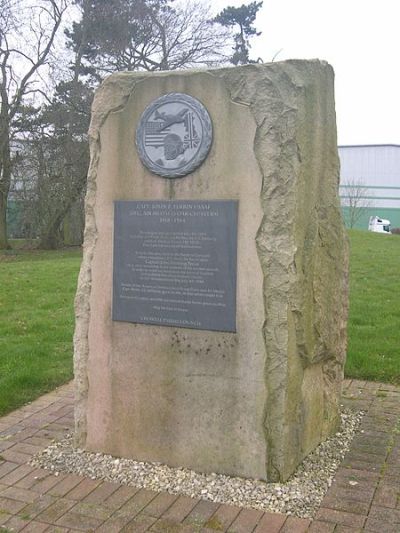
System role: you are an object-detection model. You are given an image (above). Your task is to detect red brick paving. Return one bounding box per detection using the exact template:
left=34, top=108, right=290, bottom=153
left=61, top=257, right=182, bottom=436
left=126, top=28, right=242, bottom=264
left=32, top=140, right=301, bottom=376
left=279, top=516, right=311, bottom=532
left=161, top=495, right=198, bottom=523
left=47, top=474, right=83, bottom=498
left=227, top=508, right=264, bottom=532
left=204, top=504, right=241, bottom=531
left=253, top=512, right=286, bottom=532
left=0, top=379, right=398, bottom=531
left=183, top=500, right=221, bottom=526
left=102, top=485, right=141, bottom=511
left=307, top=521, right=335, bottom=532
left=141, top=493, right=179, bottom=519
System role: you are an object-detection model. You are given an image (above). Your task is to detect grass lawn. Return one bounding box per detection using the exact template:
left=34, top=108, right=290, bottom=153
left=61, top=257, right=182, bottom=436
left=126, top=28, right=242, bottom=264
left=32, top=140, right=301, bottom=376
left=0, top=248, right=81, bottom=416
left=0, top=230, right=399, bottom=417
left=346, top=230, right=400, bottom=384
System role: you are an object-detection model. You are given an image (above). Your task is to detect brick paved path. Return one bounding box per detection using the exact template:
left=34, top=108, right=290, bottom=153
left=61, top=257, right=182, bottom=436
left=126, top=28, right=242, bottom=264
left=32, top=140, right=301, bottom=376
left=0, top=379, right=399, bottom=532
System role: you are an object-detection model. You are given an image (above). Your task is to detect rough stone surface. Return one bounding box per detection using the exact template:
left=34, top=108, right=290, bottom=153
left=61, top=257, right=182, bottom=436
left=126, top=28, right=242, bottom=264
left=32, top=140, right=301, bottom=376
left=74, top=60, right=348, bottom=482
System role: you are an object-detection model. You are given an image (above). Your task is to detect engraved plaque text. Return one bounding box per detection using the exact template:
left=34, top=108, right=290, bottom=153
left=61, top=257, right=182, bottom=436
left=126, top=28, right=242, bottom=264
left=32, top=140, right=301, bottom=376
left=113, top=200, right=238, bottom=332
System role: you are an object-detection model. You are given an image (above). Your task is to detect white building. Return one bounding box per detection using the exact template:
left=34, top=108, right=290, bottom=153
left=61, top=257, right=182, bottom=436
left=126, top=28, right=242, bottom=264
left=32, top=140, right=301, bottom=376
left=339, top=144, right=400, bottom=229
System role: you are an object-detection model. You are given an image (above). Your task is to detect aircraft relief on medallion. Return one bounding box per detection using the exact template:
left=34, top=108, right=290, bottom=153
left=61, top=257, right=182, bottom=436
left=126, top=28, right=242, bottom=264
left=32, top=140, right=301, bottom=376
left=135, top=93, right=213, bottom=178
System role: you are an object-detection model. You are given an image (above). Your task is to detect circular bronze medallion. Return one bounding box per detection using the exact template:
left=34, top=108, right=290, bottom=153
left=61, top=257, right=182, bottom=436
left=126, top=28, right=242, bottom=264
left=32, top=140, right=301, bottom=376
left=136, top=93, right=213, bottom=178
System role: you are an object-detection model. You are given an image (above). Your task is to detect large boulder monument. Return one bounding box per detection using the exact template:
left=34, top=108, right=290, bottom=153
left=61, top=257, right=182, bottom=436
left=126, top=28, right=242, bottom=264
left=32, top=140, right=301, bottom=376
left=74, top=60, right=348, bottom=482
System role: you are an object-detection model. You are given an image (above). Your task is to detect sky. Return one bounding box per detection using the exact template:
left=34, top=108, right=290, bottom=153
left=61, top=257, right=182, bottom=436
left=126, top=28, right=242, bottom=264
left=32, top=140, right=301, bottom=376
left=212, top=0, right=400, bottom=146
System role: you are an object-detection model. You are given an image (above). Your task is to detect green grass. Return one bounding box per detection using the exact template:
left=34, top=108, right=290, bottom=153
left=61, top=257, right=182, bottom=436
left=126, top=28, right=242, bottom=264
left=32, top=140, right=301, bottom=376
left=0, top=248, right=81, bottom=415
left=0, top=230, right=399, bottom=417
left=346, top=230, right=400, bottom=384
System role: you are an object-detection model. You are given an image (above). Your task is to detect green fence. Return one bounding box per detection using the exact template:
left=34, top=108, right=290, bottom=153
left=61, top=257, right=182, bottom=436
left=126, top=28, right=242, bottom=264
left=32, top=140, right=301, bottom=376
left=341, top=207, right=400, bottom=230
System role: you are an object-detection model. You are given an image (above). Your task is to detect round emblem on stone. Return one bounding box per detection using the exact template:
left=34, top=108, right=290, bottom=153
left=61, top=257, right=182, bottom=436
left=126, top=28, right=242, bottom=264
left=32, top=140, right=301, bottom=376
left=135, top=93, right=213, bottom=178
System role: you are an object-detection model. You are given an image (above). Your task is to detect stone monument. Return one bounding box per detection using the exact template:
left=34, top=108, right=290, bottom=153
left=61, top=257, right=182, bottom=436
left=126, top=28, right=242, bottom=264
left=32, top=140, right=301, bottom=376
left=74, top=60, right=349, bottom=482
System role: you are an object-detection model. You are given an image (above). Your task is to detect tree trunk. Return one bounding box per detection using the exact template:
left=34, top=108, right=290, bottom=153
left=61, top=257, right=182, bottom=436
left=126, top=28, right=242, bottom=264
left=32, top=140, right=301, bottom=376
left=0, top=189, right=9, bottom=248
left=38, top=216, right=63, bottom=249
left=38, top=232, right=61, bottom=250
left=0, top=141, right=12, bottom=249
left=0, top=48, right=10, bottom=249
left=0, top=67, right=11, bottom=250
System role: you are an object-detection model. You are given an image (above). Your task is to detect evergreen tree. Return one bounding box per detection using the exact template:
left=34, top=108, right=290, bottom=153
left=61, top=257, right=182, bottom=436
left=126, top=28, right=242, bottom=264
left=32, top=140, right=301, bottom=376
left=214, top=1, right=263, bottom=65
left=66, top=0, right=230, bottom=75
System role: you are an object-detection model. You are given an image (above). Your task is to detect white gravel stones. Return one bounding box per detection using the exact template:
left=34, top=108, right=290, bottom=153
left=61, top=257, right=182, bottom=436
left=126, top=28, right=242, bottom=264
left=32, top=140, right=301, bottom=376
left=30, top=409, right=363, bottom=519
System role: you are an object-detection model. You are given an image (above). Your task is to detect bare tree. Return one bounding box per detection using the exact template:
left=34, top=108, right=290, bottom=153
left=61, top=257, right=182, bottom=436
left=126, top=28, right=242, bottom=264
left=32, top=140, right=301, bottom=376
left=28, top=131, right=88, bottom=248
left=341, top=178, right=373, bottom=229
left=0, top=0, right=68, bottom=248
left=137, top=0, right=232, bottom=71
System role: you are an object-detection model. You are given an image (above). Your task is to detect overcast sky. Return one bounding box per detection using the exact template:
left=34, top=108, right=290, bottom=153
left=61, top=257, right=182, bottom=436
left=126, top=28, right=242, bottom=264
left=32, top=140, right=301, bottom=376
left=212, top=0, right=400, bottom=146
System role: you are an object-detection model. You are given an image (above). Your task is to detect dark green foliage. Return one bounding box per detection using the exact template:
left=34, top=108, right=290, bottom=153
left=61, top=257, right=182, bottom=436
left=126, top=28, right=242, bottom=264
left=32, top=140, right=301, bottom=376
left=67, top=0, right=166, bottom=59
left=66, top=0, right=229, bottom=74
left=43, top=80, right=92, bottom=137
left=214, top=1, right=263, bottom=65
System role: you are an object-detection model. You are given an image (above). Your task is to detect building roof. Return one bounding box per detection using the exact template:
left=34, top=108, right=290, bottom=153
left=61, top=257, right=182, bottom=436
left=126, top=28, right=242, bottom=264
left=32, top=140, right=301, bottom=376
left=338, top=144, right=400, bottom=149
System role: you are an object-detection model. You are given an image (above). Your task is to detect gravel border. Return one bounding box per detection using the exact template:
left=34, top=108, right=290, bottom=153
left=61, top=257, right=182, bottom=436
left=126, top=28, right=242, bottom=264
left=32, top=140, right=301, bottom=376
left=30, top=409, right=363, bottom=519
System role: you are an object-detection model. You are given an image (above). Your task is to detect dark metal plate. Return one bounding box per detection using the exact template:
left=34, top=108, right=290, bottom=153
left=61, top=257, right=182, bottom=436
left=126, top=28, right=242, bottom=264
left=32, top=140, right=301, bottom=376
left=135, top=93, right=213, bottom=179
left=112, top=200, right=238, bottom=332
